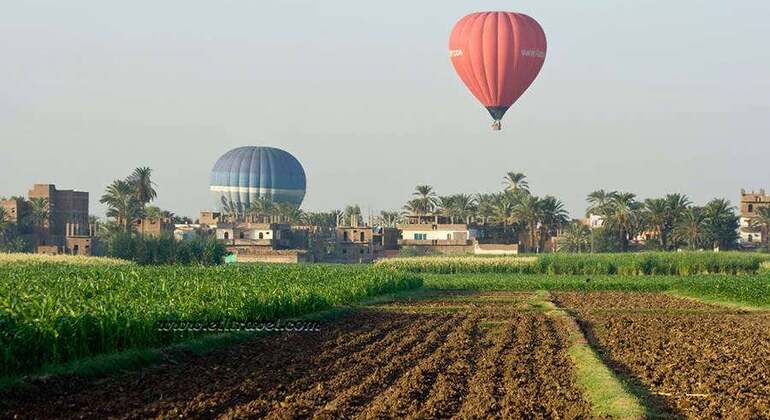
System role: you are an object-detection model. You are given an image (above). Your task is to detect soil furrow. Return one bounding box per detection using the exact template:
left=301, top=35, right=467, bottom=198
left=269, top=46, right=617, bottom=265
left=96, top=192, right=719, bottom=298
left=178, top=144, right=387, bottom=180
left=359, top=315, right=477, bottom=418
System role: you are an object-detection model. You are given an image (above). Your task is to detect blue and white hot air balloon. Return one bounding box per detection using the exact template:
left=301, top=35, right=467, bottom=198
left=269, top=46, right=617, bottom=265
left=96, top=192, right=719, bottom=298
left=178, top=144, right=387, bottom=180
left=210, top=146, right=306, bottom=213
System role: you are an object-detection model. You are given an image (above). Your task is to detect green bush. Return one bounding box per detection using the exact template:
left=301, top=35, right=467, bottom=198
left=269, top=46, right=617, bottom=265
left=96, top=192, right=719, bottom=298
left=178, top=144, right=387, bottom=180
left=107, top=233, right=226, bottom=266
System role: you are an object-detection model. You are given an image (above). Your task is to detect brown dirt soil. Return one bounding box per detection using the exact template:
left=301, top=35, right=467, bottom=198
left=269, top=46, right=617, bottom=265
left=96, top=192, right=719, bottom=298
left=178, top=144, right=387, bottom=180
left=554, top=292, right=770, bottom=419
left=1, top=291, right=591, bottom=419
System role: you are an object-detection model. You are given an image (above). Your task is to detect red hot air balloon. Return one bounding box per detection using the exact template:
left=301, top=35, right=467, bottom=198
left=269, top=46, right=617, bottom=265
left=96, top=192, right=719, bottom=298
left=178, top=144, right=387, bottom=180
left=449, top=12, right=547, bottom=130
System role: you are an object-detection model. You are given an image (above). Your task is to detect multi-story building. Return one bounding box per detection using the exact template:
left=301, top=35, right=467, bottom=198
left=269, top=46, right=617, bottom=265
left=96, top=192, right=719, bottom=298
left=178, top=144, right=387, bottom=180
left=331, top=225, right=399, bottom=262
left=26, top=184, right=95, bottom=255
left=133, top=217, right=174, bottom=237
left=397, top=222, right=478, bottom=254
left=739, top=189, right=770, bottom=246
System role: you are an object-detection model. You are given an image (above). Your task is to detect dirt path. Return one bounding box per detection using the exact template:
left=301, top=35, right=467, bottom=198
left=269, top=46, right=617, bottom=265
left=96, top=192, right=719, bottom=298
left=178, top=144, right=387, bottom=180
left=1, top=291, right=592, bottom=419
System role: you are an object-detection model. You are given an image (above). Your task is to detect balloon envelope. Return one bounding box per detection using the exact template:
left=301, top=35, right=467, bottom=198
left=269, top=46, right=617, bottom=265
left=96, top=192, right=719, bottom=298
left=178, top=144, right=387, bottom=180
left=449, top=12, right=546, bottom=128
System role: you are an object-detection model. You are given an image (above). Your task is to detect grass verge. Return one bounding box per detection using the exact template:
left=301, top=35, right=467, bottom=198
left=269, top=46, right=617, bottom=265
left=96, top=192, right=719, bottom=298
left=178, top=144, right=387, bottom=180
left=534, top=292, right=649, bottom=419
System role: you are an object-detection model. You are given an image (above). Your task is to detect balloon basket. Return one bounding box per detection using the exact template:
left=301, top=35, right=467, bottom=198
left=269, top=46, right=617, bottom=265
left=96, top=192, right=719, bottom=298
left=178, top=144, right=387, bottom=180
left=491, top=120, right=502, bottom=131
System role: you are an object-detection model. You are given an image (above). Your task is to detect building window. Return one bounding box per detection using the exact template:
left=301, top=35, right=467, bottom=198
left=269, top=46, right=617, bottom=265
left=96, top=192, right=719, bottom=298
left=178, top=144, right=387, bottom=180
left=259, top=232, right=264, bottom=239
left=343, top=231, right=349, bottom=241
left=414, top=233, right=427, bottom=240
left=73, top=244, right=79, bottom=255
left=342, top=248, right=347, bottom=254
left=748, top=234, right=754, bottom=243
left=224, top=232, right=229, bottom=240
left=360, top=232, right=365, bottom=242
left=748, top=204, right=754, bottom=213
left=360, top=249, right=364, bottom=254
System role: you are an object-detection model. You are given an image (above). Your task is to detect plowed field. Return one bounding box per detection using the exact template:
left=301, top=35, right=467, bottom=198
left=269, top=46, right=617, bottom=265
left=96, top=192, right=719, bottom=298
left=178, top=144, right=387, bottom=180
left=1, top=292, right=591, bottom=419
left=554, top=292, right=770, bottom=418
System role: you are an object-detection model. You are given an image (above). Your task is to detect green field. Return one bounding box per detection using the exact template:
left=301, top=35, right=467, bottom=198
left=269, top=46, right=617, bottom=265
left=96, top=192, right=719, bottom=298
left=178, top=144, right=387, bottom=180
left=2, top=251, right=769, bottom=382
left=0, top=262, right=421, bottom=376
left=421, top=273, right=770, bottom=308
left=377, top=252, right=770, bottom=275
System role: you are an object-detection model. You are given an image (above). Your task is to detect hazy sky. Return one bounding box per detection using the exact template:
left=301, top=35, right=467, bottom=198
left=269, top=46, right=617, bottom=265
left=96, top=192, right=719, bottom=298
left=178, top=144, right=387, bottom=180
left=2, top=1, right=769, bottom=219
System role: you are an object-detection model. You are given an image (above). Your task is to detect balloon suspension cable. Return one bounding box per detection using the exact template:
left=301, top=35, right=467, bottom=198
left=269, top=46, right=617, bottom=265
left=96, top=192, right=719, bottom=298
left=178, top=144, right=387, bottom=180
left=491, top=120, right=502, bottom=131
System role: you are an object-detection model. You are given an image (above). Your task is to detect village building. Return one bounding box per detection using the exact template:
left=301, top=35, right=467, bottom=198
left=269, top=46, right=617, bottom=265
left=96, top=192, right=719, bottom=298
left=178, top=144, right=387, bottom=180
left=25, top=184, right=96, bottom=255
left=215, top=222, right=310, bottom=263
left=331, top=225, right=400, bottom=262
left=738, top=189, right=770, bottom=246
left=133, top=217, right=174, bottom=237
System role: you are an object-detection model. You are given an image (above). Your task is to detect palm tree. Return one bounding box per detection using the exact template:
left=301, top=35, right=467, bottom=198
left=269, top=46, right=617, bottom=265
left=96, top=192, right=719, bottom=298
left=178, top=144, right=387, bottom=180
left=246, top=198, right=274, bottom=223
left=452, top=194, right=477, bottom=224
left=219, top=197, right=243, bottom=223
left=412, top=185, right=437, bottom=219
left=538, top=196, right=569, bottom=251
left=436, top=196, right=457, bottom=223
left=602, top=192, right=640, bottom=252
left=586, top=189, right=615, bottom=217
left=270, top=202, right=303, bottom=224
left=663, top=193, right=691, bottom=249
left=703, top=198, right=738, bottom=250
left=749, top=207, right=770, bottom=245
left=475, top=193, right=497, bottom=225
left=503, top=172, right=529, bottom=194
left=377, top=211, right=402, bottom=227
left=28, top=197, right=51, bottom=232
left=100, top=180, right=142, bottom=233
left=490, top=193, right=515, bottom=227
left=127, top=167, right=157, bottom=206
left=559, top=222, right=591, bottom=253
left=643, top=198, right=668, bottom=248
left=344, top=204, right=362, bottom=226
left=673, top=208, right=706, bottom=250
left=144, top=206, right=162, bottom=221
left=513, top=194, right=542, bottom=252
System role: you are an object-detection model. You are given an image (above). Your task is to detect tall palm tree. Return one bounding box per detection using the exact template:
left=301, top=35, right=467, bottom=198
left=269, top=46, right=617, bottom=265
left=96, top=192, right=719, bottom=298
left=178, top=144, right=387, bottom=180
left=452, top=194, right=477, bottom=224
left=538, top=196, right=569, bottom=251
left=703, top=198, right=738, bottom=250
left=412, top=185, right=437, bottom=218
left=435, top=196, right=457, bottom=223
left=100, top=180, right=142, bottom=232
left=602, top=192, right=640, bottom=252
left=586, top=189, right=615, bottom=217
left=513, top=194, right=542, bottom=252
left=127, top=167, right=157, bottom=206
left=643, top=198, right=668, bottom=248
left=503, top=172, right=529, bottom=194
left=491, top=193, right=515, bottom=227
left=749, top=207, right=770, bottom=245
left=673, top=208, right=706, bottom=250
left=475, top=193, right=497, bottom=225
left=663, top=193, right=691, bottom=249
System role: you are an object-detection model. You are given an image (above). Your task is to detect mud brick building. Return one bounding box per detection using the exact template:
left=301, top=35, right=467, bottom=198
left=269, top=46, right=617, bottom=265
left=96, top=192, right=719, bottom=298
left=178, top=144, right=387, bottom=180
left=27, top=184, right=95, bottom=255
left=739, top=189, right=770, bottom=246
